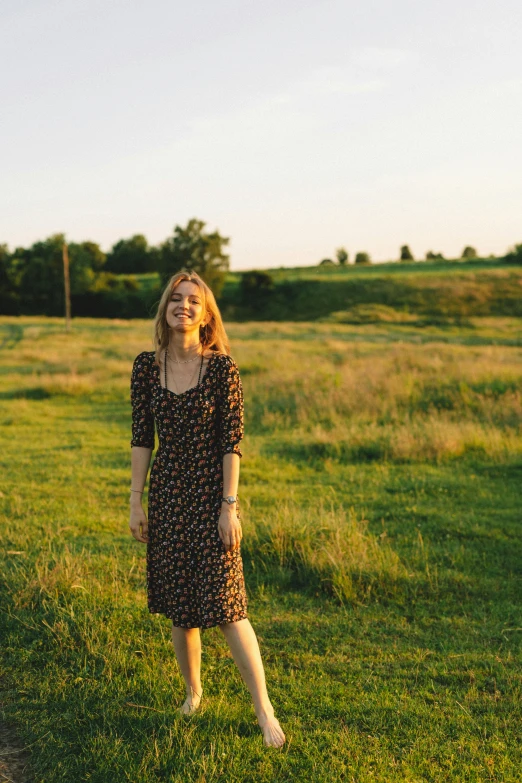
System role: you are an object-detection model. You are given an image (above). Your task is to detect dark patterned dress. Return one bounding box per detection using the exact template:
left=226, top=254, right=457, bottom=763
left=130, top=350, right=248, bottom=629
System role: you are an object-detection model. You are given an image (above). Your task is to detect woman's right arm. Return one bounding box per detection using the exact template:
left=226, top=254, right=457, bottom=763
left=129, top=446, right=152, bottom=543
left=129, top=353, right=155, bottom=544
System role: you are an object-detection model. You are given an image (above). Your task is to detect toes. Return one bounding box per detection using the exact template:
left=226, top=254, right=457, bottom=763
left=262, top=718, right=286, bottom=747
left=179, top=696, right=201, bottom=715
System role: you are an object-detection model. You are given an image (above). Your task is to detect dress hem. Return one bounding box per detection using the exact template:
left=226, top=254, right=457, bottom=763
left=147, top=606, right=249, bottom=630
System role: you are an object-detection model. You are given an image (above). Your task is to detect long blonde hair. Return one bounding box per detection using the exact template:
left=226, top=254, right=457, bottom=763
left=153, top=271, right=231, bottom=365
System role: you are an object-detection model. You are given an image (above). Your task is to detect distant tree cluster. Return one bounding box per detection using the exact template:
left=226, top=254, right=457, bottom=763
left=103, top=220, right=231, bottom=283
left=105, top=234, right=154, bottom=274
left=156, top=219, right=230, bottom=291
left=319, top=247, right=372, bottom=265
left=505, top=243, right=522, bottom=263
left=336, top=247, right=349, bottom=266
left=317, top=243, right=501, bottom=266
left=0, top=219, right=230, bottom=316
left=403, top=245, right=481, bottom=262
left=1, top=234, right=108, bottom=316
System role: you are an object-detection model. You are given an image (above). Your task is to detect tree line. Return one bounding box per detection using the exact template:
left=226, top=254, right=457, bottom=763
left=1, top=218, right=521, bottom=319
left=0, top=219, right=230, bottom=316
left=318, top=244, right=515, bottom=266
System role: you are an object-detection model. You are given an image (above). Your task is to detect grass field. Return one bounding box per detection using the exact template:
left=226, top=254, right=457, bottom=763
left=0, top=315, right=521, bottom=782
left=229, top=257, right=514, bottom=281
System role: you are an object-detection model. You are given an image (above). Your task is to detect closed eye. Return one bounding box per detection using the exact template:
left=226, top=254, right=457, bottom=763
left=171, top=296, right=200, bottom=303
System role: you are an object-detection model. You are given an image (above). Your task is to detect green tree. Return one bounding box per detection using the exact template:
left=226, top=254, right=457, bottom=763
left=0, top=244, right=19, bottom=314
left=426, top=251, right=445, bottom=260
left=10, top=234, right=100, bottom=316
left=12, top=234, right=65, bottom=315
left=106, top=234, right=151, bottom=274
left=354, top=252, right=371, bottom=265
left=240, top=270, right=275, bottom=312
left=504, top=243, right=522, bottom=264
left=69, top=241, right=106, bottom=274
left=158, top=219, right=230, bottom=295
left=461, top=246, right=478, bottom=259
left=400, top=245, right=414, bottom=261
left=336, top=247, right=349, bottom=266
left=319, top=258, right=335, bottom=266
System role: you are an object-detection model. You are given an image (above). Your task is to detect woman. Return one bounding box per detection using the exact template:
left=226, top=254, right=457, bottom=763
left=129, top=270, right=285, bottom=748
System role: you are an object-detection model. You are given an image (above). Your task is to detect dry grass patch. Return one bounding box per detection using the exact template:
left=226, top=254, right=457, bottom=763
left=243, top=498, right=407, bottom=603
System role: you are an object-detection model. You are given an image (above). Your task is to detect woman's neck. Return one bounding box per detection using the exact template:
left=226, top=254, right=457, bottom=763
left=167, top=334, right=202, bottom=360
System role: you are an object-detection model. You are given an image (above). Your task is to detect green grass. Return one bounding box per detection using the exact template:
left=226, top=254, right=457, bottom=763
left=131, top=260, right=522, bottom=323
left=221, top=263, right=522, bottom=321
left=0, top=316, right=521, bottom=782
left=275, top=257, right=511, bottom=278
left=131, top=273, right=162, bottom=292
left=230, top=257, right=516, bottom=281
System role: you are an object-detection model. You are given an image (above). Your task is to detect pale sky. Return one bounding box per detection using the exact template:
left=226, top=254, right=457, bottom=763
left=2, top=0, right=521, bottom=268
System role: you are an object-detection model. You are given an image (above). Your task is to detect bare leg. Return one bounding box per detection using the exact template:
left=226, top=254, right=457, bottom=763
left=171, top=624, right=203, bottom=714
left=219, top=618, right=285, bottom=747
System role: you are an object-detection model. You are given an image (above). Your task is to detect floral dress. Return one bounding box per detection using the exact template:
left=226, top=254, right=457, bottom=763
left=130, top=350, right=248, bottom=629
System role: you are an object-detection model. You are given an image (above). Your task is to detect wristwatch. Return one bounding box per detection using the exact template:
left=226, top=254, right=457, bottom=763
left=222, top=495, right=237, bottom=505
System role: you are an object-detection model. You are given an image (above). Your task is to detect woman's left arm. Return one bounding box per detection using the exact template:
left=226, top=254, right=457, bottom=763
left=217, top=357, right=244, bottom=552
left=218, top=452, right=242, bottom=551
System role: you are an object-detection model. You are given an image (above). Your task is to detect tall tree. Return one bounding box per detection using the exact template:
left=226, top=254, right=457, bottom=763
left=106, top=234, right=151, bottom=274
left=11, top=234, right=67, bottom=315
left=0, top=244, right=19, bottom=314
left=157, top=219, right=230, bottom=294
left=10, top=235, right=100, bottom=315
left=504, top=243, right=522, bottom=263
left=400, top=245, right=414, bottom=261
left=336, top=247, right=349, bottom=266
left=461, top=246, right=478, bottom=259
left=73, top=241, right=106, bottom=272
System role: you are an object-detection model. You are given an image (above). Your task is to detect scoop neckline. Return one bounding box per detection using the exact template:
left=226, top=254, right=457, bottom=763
left=157, top=350, right=217, bottom=398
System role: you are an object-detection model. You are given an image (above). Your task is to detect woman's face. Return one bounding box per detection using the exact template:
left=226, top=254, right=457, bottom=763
left=166, top=280, right=207, bottom=335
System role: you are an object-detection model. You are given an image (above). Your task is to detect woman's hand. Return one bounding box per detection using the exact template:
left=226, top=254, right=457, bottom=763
left=218, top=504, right=242, bottom=551
left=129, top=499, right=149, bottom=544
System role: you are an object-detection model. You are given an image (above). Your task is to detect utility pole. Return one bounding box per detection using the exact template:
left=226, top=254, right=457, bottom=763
left=63, top=242, right=71, bottom=332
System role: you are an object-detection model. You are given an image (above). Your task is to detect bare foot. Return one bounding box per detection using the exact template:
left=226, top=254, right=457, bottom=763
left=258, top=712, right=286, bottom=748
left=178, top=688, right=202, bottom=716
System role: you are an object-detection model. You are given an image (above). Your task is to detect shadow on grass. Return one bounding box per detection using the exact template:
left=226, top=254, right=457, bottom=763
left=0, top=387, right=52, bottom=400
left=0, top=323, right=25, bottom=350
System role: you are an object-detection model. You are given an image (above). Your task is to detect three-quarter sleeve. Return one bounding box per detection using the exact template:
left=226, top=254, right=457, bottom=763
left=130, top=352, right=155, bottom=449
left=218, top=356, right=244, bottom=459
